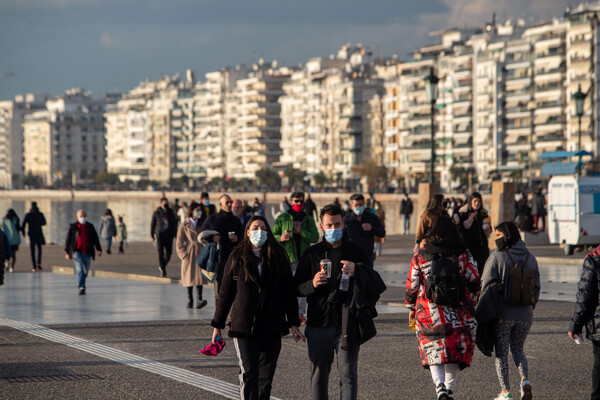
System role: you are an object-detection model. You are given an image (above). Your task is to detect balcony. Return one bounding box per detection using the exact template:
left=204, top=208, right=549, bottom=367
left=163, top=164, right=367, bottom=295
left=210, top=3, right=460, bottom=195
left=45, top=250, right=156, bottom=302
left=536, top=50, right=565, bottom=59
left=340, top=130, right=361, bottom=136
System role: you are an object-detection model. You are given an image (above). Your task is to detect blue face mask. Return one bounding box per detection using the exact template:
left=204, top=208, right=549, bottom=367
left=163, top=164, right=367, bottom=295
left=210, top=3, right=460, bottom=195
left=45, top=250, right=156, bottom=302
left=353, top=206, right=365, bottom=216
left=250, top=230, right=268, bottom=247
left=204, top=200, right=210, bottom=206
left=324, top=228, right=343, bottom=243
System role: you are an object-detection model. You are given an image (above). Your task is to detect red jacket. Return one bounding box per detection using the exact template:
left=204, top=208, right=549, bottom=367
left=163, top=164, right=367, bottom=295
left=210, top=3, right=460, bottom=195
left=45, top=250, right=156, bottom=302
left=405, top=246, right=480, bottom=369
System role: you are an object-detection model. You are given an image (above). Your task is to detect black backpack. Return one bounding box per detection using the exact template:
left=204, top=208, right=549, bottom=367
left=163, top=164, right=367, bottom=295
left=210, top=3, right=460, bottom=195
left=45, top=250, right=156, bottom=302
left=504, top=251, right=536, bottom=306
left=425, top=253, right=465, bottom=307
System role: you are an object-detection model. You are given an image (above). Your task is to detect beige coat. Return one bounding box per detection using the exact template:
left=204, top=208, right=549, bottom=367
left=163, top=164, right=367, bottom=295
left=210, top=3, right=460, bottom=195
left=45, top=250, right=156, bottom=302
left=176, top=219, right=207, bottom=287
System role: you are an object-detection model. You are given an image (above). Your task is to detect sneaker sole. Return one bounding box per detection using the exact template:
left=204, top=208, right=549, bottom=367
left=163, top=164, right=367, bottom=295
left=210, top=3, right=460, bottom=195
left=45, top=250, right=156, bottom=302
left=521, top=383, right=532, bottom=400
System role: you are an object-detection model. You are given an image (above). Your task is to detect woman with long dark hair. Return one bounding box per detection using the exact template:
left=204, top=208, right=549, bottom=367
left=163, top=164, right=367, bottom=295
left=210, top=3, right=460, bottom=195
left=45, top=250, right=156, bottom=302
left=456, top=192, right=491, bottom=274
left=414, top=194, right=446, bottom=252
left=481, top=221, right=540, bottom=400
left=406, top=215, right=480, bottom=400
left=211, top=215, right=305, bottom=400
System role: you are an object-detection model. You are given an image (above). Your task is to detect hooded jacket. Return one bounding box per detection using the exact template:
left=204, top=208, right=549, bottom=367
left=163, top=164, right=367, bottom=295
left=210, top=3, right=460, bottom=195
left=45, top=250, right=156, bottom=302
left=481, top=241, right=540, bottom=322
left=272, top=210, right=319, bottom=264
left=406, top=242, right=480, bottom=369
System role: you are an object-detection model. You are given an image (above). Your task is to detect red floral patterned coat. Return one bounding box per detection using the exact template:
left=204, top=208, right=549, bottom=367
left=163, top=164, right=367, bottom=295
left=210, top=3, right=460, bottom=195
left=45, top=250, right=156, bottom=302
left=405, top=247, right=480, bottom=370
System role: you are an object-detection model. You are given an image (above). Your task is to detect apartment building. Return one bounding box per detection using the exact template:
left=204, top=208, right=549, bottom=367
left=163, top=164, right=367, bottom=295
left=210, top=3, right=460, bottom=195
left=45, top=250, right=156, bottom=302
left=565, top=4, right=599, bottom=156
left=279, top=45, right=385, bottom=186
left=227, top=62, right=291, bottom=180
left=105, top=75, right=193, bottom=184
left=22, top=88, right=106, bottom=187
left=0, top=93, right=48, bottom=188
left=385, top=5, right=600, bottom=190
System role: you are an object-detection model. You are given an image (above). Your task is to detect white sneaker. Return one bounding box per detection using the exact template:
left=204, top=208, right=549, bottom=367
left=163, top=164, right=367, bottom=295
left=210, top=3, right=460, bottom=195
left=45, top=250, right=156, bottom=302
left=520, top=378, right=532, bottom=400
left=494, top=392, right=513, bottom=399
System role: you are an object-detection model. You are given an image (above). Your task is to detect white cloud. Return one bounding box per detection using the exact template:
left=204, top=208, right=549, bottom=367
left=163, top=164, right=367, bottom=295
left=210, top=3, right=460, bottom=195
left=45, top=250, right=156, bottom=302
left=99, top=32, right=118, bottom=48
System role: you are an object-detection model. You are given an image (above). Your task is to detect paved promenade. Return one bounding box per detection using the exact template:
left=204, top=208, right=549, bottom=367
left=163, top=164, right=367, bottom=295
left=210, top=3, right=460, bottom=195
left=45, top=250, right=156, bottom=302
left=0, top=235, right=595, bottom=399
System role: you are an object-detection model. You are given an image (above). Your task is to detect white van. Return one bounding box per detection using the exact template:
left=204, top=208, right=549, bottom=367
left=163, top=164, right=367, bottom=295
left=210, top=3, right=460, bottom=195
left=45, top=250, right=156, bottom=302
left=548, top=175, right=600, bottom=255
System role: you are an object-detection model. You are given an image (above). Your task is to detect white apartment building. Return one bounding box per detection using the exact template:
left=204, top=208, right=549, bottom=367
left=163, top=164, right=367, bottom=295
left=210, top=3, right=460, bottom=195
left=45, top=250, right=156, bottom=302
left=22, top=88, right=106, bottom=187
left=565, top=4, right=599, bottom=156
left=227, top=63, right=291, bottom=180
left=279, top=45, right=384, bottom=186
left=182, top=66, right=248, bottom=182
left=105, top=75, right=193, bottom=184
left=0, top=93, right=48, bottom=188
left=385, top=4, right=600, bottom=190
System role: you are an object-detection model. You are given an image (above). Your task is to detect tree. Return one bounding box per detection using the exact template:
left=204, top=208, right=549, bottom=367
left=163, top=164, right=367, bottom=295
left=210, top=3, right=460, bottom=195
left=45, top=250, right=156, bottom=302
left=313, top=171, right=329, bottom=188
left=255, top=167, right=280, bottom=188
left=351, top=159, right=388, bottom=188
left=449, top=165, right=476, bottom=190
left=93, top=171, right=120, bottom=186
left=284, top=166, right=306, bottom=186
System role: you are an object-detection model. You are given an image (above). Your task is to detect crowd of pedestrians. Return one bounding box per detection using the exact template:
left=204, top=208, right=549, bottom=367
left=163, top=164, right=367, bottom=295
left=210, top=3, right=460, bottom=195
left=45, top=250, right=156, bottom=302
left=9, top=186, right=600, bottom=400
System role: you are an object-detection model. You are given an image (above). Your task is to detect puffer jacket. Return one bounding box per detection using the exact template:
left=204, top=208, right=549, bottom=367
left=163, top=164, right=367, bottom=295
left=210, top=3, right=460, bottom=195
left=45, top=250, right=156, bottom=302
left=570, top=246, right=600, bottom=341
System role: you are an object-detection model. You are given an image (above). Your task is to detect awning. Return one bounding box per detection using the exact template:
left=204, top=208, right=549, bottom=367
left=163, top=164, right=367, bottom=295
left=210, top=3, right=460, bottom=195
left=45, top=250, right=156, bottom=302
left=538, top=150, right=593, bottom=159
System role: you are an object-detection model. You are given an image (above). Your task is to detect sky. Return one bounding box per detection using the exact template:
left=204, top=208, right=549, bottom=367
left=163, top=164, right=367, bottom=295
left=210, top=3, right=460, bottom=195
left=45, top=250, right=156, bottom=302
left=0, top=0, right=578, bottom=101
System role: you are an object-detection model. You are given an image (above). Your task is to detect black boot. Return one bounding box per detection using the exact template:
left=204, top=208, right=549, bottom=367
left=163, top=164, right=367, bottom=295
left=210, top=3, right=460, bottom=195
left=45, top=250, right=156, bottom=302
left=196, top=299, right=207, bottom=309
left=186, top=287, right=194, bottom=309
left=195, top=286, right=206, bottom=309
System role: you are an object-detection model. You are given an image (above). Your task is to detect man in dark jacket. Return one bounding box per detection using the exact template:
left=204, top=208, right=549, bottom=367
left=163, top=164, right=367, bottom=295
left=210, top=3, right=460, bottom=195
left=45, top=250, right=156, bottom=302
left=400, top=192, right=413, bottom=235
left=201, top=192, right=217, bottom=217
left=304, top=193, right=318, bottom=222
left=569, top=245, right=600, bottom=400
left=343, top=193, right=385, bottom=266
left=200, top=194, right=243, bottom=300
left=150, top=197, right=178, bottom=277
left=22, top=201, right=46, bottom=271
left=294, top=204, right=372, bottom=400
left=65, top=209, right=102, bottom=295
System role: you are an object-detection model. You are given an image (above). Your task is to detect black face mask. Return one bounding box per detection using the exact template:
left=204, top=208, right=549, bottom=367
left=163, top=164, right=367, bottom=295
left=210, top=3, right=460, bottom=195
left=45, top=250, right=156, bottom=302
left=495, top=237, right=507, bottom=250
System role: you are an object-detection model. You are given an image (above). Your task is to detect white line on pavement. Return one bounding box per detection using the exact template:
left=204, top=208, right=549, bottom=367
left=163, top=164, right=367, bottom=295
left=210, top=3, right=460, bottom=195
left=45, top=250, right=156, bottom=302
left=0, top=317, right=282, bottom=400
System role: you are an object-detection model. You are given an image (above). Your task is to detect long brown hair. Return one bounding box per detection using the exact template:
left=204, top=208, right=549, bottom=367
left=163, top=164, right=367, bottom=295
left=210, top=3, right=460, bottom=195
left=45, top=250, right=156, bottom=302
left=426, top=194, right=445, bottom=215
left=232, top=215, right=290, bottom=282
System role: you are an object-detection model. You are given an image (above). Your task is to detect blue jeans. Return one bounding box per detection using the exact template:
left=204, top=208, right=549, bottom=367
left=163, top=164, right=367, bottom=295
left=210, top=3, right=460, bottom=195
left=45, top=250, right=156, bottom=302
left=403, top=214, right=411, bottom=234
left=73, top=252, right=91, bottom=289
left=105, top=237, right=112, bottom=253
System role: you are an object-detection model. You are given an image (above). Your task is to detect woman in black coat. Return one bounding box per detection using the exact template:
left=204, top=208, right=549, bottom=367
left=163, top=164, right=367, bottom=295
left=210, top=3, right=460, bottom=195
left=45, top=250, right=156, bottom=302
left=211, top=215, right=305, bottom=400
left=456, top=192, right=491, bottom=275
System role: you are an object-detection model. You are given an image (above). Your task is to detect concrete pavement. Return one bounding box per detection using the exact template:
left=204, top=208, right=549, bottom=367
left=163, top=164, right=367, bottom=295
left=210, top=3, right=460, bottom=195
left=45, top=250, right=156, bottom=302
left=0, top=235, right=595, bottom=399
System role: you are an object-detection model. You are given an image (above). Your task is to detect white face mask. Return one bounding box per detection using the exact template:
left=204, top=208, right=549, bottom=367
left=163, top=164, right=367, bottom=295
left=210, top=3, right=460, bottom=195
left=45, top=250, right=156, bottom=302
left=78, top=217, right=87, bottom=224
left=249, top=230, right=268, bottom=247
left=193, top=211, right=203, bottom=219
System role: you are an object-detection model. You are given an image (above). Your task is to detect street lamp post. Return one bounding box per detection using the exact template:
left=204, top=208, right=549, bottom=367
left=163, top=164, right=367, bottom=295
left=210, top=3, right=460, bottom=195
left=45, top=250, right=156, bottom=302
left=424, top=67, right=439, bottom=184
left=573, top=84, right=586, bottom=164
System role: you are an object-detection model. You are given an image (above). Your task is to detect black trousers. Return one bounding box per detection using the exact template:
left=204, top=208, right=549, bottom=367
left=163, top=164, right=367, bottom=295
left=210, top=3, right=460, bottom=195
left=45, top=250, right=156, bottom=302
left=156, top=235, right=173, bottom=271
left=233, top=333, right=282, bottom=400
left=593, top=340, right=600, bottom=400
left=30, top=241, right=42, bottom=268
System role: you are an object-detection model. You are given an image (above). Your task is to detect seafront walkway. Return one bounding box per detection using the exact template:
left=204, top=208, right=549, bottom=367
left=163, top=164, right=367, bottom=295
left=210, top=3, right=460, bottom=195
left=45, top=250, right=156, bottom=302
left=0, top=234, right=594, bottom=399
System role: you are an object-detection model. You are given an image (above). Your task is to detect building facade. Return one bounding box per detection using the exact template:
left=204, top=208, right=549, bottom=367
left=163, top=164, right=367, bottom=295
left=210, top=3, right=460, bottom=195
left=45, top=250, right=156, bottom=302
left=22, top=88, right=106, bottom=187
